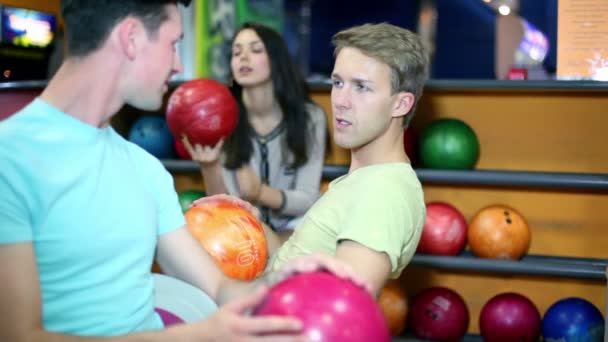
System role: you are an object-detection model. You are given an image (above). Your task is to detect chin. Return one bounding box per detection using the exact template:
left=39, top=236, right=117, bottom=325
left=334, top=139, right=355, bottom=150
left=132, top=99, right=162, bottom=112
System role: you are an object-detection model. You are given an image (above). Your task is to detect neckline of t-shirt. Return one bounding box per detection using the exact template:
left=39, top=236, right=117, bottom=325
left=332, top=162, right=413, bottom=185
left=32, top=98, right=113, bottom=138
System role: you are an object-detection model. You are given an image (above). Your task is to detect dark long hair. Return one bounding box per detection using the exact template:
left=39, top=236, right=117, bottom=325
left=223, top=22, right=314, bottom=169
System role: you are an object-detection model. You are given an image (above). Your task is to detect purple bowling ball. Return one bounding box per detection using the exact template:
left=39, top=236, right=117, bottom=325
left=253, top=271, right=390, bottom=342
left=479, top=292, right=541, bottom=342
left=155, top=308, right=185, bottom=327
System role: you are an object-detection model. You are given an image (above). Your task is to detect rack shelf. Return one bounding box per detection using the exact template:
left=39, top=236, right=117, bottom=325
left=161, top=158, right=608, bottom=281
left=162, top=160, right=608, bottom=192
left=411, top=251, right=607, bottom=280
left=394, top=334, right=483, bottom=342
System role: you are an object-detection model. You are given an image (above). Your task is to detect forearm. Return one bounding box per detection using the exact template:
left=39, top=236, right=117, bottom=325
left=263, top=223, right=292, bottom=255
left=215, top=277, right=258, bottom=306
left=200, top=162, right=227, bottom=195
left=256, top=184, right=283, bottom=210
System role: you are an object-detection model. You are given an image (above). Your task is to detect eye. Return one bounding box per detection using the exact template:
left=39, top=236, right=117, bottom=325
left=332, top=79, right=343, bottom=88
left=355, top=82, right=369, bottom=91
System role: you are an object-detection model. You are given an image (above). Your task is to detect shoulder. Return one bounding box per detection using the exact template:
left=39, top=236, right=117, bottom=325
left=121, top=135, right=168, bottom=174
left=305, top=102, right=327, bottom=123
left=350, top=164, right=422, bottom=196
left=0, top=102, right=46, bottom=141
left=0, top=104, right=50, bottom=172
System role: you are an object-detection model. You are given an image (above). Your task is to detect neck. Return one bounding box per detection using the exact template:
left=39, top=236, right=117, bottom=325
left=241, top=82, right=283, bottom=135
left=242, top=82, right=280, bottom=118
left=348, top=122, right=409, bottom=173
left=40, top=55, right=124, bottom=128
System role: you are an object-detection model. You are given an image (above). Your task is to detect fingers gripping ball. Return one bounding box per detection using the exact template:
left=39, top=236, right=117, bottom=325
left=166, top=79, right=238, bottom=146
left=185, top=198, right=268, bottom=280
left=253, top=271, right=391, bottom=342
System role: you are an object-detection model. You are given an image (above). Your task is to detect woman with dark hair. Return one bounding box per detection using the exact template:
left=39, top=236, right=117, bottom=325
left=184, top=22, right=327, bottom=240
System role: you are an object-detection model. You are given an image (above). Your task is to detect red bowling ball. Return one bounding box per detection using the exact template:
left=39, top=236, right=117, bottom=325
left=166, top=78, right=238, bottom=147
left=253, top=271, right=390, bottom=342
left=174, top=138, right=191, bottom=160
left=479, top=292, right=541, bottom=342
left=409, top=287, right=470, bottom=341
left=417, top=202, right=468, bottom=256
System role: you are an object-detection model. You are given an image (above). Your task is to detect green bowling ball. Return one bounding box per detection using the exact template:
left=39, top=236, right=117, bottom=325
left=178, top=190, right=206, bottom=213
left=419, top=118, right=480, bottom=169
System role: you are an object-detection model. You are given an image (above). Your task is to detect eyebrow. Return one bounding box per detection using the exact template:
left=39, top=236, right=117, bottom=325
left=331, top=73, right=373, bottom=84
left=233, top=40, right=263, bottom=48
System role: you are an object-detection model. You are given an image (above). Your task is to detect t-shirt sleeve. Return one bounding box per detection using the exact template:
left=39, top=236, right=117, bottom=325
left=336, top=181, right=419, bottom=277
left=0, top=163, right=33, bottom=243
left=154, top=165, right=186, bottom=236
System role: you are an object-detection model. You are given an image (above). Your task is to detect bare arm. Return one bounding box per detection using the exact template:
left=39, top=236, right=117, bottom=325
left=237, top=105, right=327, bottom=215
left=263, top=223, right=293, bottom=255
left=199, top=161, right=228, bottom=195
left=156, top=226, right=227, bottom=301
left=156, top=225, right=372, bottom=304
left=335, top=240, right=392, bottom=296
left=279, top=105, right=327, bottom=216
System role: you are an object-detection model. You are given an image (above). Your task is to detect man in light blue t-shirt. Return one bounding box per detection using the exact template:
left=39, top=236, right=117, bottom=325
left=0, top=1, right=367, bottom=341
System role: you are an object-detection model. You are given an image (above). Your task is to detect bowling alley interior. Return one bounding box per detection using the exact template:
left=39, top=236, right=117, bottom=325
left=1, top=0, right=607, bottom=340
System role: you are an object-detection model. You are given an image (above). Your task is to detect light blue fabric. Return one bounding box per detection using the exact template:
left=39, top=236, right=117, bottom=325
left=0, top=99, right=185, bottom=336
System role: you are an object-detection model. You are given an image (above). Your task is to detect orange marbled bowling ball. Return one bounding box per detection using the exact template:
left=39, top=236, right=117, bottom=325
left=185, top=198, right=268, bottom=280
left=468, top=205, right=530, bottom=260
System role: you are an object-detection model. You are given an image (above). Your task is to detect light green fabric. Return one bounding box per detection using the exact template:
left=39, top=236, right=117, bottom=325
left=268, top=162, right=425, bottom=278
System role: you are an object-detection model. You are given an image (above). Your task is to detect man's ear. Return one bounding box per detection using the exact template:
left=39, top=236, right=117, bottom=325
left=114, top=16, right=144, bottom=60
left=391, top=92, right=415, bottom=118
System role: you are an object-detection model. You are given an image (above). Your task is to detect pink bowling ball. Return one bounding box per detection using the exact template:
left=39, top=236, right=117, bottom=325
left=253, top=271, right=390, bottom=342
left=479, top=292, right=541, bottom=342
left=155, top=308, right=184, bottom=327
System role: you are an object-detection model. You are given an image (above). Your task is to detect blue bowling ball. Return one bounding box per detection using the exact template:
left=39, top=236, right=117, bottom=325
left=128, top=116, right=176, bottom=159
left=542, top=297, right=604, bottom=342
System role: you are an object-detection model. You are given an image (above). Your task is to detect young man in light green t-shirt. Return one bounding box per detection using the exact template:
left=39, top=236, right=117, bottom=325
left=265, top=23, right=430, bottom=295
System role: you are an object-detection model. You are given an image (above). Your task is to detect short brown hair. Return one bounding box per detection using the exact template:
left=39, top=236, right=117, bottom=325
left=332, top=23, right=429, bottom=127
left=62, top=0, right=191, bottom=57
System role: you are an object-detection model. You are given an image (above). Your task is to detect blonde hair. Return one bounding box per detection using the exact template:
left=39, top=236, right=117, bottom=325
left=332, top=23, right=429, bottom=126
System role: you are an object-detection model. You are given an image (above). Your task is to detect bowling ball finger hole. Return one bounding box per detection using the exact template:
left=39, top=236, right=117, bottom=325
left=425, top=310, right=439, bottom=320
left=506, top=218, right=512, bottom=224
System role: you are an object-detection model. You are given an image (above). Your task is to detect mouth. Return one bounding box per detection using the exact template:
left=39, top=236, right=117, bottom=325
left=238, top=66, right=253, bottom=75
left=335, top=117, right=352, bottom=128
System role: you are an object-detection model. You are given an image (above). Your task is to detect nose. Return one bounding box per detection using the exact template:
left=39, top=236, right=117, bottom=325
left=172, top=51, right=183, bottom=75
left=331, top=86, right=351, bottom=111
left=239, top=49, right=250, bottom=61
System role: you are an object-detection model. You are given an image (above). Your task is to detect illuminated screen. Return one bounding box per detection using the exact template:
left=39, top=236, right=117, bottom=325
left=517, top=19, right=549, bottom=63
left=1, top=6, right=56, bottom=48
